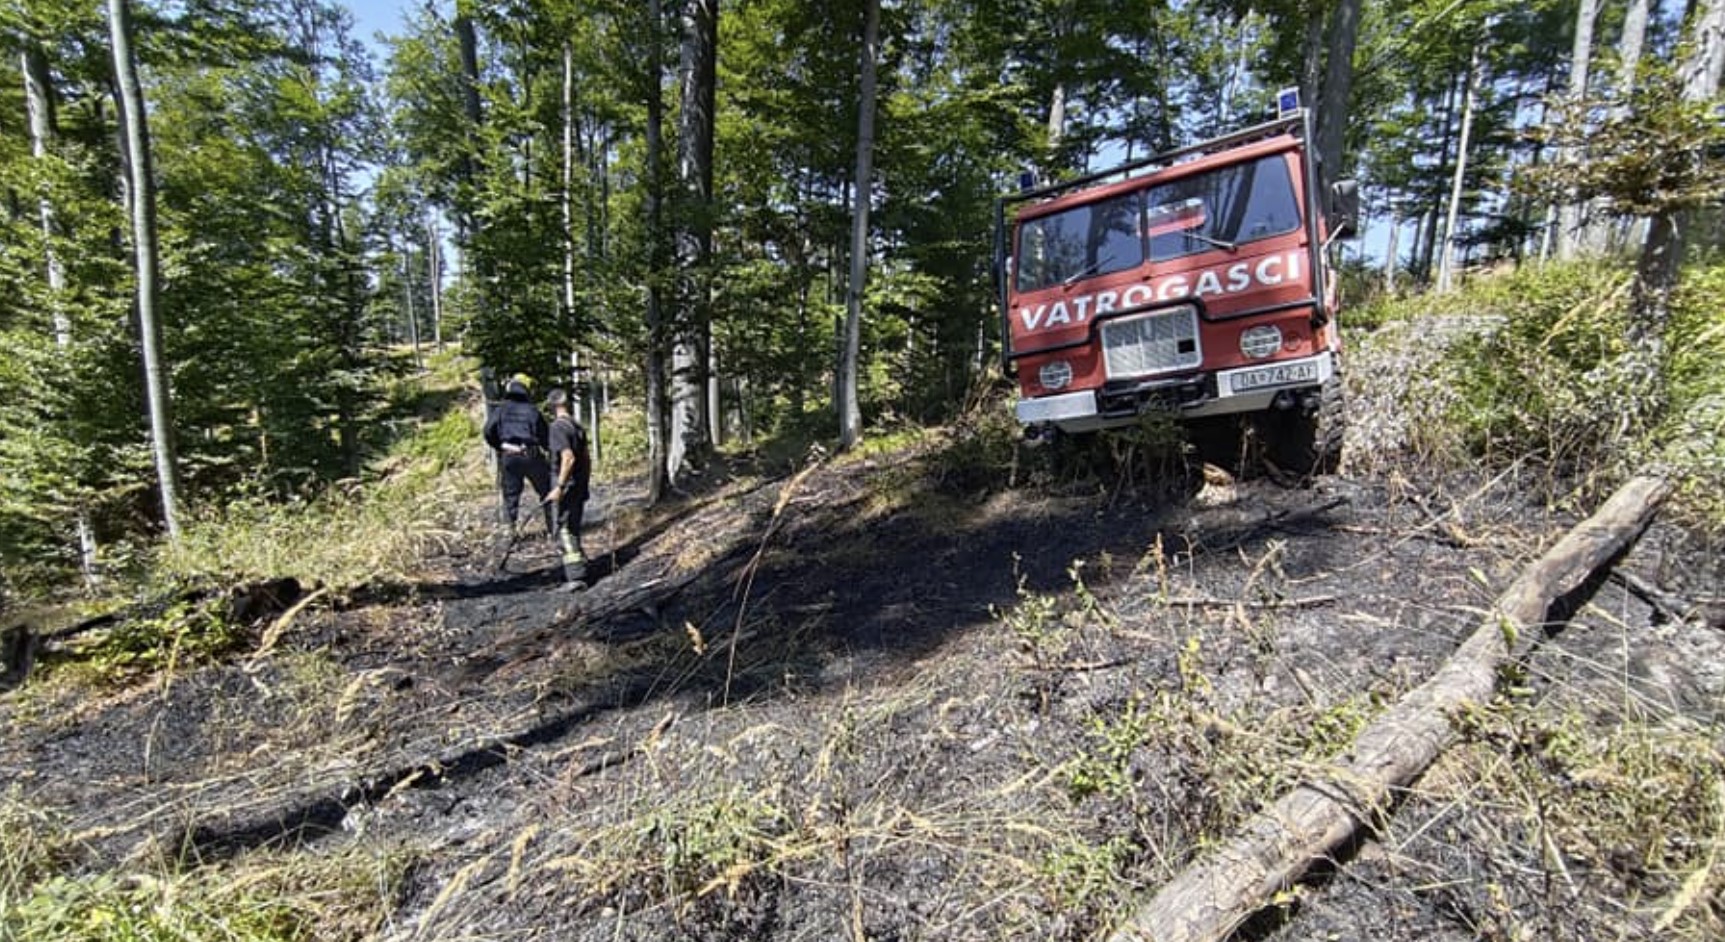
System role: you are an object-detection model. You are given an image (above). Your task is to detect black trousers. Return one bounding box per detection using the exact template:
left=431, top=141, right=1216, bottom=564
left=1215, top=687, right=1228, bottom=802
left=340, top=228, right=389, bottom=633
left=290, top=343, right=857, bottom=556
left=500, top=452, right=552, bottom=531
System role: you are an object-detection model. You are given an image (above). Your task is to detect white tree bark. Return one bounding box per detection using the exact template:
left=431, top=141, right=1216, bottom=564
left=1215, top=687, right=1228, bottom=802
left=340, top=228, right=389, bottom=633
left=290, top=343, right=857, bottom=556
left=669, top=0, right=717, bottom=480
left=1437, top=42, right=1482, bottom=292
left=644, top=0, right=669, bottom=503
left=109, top=0, right=182, bottom=540
left=839, top=0, right=879, bottom=450
left=24, top=45, right=100, bottom=581
left=1555, top=0, right=1600, bottom=259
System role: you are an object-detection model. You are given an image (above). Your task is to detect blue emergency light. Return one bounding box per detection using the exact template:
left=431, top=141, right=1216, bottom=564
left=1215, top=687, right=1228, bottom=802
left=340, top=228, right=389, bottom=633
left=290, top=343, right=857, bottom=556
left=1277, top=87, right=1300, bottom=118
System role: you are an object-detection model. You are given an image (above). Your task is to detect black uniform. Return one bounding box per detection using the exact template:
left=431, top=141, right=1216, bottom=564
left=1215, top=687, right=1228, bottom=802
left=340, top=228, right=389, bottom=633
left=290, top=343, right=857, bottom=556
left=548, top=413, right=591, bottom=582
left=483, top=391, right=552, bottom=534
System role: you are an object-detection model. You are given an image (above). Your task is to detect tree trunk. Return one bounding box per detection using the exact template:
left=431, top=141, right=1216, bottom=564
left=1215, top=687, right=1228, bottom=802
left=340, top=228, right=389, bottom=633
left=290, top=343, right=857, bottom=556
left=453, top=4, right=484, bottom=253
left=1109, top=475, right=1673, bottom=942
left=1630, top=0, right=1724, bottom=385
left=1418, top=73, right=1460, bottom=281
left=109, top=0, right=182, bottom=540
left=644, top=0, right=670, bottom=503
left=839, top=0, right=879, bottom=451
left=562, top=41, right=578, bottom=333
left=669, top=0, right=717, bottom=481
left=24, top=44, right=100, bottom=583
left=1300, top=0, right=1324, bottom=116
left=1383, top=210, right=1400, bottom=291
left=403, top=253, right=422, bottom=371
left=1604, top=0, right=1653, bottom=251
left=1437, top=41, right=1482, bottom=292
left=1555, top=0, right=1600, bottom=260
left=1316, top=0, right=1360, bottom=178
left=426, top=212, right=444, bottom=349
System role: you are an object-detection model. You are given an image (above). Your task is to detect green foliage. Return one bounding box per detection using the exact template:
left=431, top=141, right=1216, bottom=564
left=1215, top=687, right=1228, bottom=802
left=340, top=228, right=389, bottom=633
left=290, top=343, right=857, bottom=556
left=57, top=596, right=245, bottom=686
left=1440, top=262, right=1637, bottom=474
left=0, top=792, right=405, bottom=942
left=1662, top=265, right=1725, bottom=524
left=1067, top=693, right=1156, bottom=800
left=1521, top=68, right=1725, bottom=218
left=1354, top=258, right=1725, bottom=525
left=154, top=392, right=490, bottom=590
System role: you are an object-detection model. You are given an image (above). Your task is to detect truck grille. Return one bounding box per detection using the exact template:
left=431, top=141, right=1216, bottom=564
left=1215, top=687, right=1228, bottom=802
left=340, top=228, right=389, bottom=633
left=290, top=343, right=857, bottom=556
left=1101, top=306, right=1201, bottom=378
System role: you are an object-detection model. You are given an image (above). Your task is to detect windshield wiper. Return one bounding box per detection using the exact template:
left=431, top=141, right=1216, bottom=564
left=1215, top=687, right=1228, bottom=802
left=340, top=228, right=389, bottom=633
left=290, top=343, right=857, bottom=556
left=1062, top=260, right=1104, bottom=287
left=1184, top=231, right=1237, bottom=252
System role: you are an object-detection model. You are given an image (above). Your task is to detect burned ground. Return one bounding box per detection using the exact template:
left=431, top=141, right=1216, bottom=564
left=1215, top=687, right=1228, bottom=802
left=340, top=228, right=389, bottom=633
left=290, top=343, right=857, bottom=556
left=3, top=426, right=1723, bottom=940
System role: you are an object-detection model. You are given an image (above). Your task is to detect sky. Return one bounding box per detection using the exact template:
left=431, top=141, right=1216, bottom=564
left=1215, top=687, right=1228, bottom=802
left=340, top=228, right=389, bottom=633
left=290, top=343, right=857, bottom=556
left=344, top=0, right=409, bottom=52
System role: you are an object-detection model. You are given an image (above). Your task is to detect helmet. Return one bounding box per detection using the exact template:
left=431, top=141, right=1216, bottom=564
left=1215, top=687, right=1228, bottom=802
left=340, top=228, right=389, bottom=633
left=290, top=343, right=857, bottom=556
left=505, top=377, right=529, bottom=399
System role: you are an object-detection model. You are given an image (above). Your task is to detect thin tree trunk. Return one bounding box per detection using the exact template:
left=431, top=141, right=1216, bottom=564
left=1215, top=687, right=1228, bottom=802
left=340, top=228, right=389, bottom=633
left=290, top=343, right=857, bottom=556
left=1419, top=73, right=1460, bottom=281
left=669, top=0, right=717, bottom=481
left=839, top=0, right=879, bottom=450
left=1383, top=210, right=1400, bottom=291
left=1438, top=41, right=1482, bottom=292
left=109, top=0, right=181, bottom=540
left=426, top=212, right=444, bottom=349
left=1556, top=0, right=1601, bottom=259
left=562, top=41, right=578, bottom=331
left=24, top=45, right=99, bottom=581
left=403, top=253, right=422, bottom=370
left=1046, top=81, right=1067, bottom=151
left=644, top=0, right=669, bottom=503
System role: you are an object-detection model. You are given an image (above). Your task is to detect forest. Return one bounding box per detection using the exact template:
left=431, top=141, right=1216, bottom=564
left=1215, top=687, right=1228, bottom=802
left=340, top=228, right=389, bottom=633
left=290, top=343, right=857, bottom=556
left=0, top=0, right=1716, bottom=592
left=3, top=2, right=1725, bottom=940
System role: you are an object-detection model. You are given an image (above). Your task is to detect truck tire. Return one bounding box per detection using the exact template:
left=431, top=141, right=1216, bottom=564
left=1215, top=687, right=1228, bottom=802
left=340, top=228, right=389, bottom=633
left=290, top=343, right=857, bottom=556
left=1258, top=374, right=1344, bottom=481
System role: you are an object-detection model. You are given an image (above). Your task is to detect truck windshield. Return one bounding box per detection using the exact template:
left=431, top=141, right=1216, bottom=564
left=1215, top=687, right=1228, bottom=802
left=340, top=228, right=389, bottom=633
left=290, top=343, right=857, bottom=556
left=1013, top=153, right=1300, bottom=293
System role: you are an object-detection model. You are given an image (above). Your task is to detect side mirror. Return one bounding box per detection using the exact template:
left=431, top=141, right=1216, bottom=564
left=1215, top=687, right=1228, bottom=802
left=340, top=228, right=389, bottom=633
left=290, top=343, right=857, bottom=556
left=1329, top=179, right=1360, bottom=240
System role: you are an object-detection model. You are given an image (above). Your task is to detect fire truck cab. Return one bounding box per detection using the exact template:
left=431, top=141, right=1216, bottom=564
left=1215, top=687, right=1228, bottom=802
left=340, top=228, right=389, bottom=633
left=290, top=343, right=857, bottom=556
left=995, top=101, right=1357, bottom=475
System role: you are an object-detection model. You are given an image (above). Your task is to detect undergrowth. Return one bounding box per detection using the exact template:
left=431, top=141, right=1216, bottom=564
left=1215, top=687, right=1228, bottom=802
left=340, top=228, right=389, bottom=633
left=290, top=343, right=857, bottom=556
left=154, top=392, right=489, bottom=591
left=0, top=792, right=408, bottom=942
left=1351, top=259, right=1725, bottom=526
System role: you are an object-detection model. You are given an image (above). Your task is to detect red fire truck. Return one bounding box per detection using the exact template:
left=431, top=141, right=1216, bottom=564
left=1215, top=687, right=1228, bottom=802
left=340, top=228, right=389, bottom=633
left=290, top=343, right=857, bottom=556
left=995, top=101, right=1357, bottom=476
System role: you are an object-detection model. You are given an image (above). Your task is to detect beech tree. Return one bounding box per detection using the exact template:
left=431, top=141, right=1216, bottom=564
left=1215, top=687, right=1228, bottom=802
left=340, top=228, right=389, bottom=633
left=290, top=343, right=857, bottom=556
left=109, top=0, right=181, bottom=539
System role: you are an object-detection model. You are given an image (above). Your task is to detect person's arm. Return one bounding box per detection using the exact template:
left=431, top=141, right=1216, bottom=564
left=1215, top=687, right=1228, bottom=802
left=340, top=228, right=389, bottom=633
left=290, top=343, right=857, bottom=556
left=554, top=448, right=576, bottom=492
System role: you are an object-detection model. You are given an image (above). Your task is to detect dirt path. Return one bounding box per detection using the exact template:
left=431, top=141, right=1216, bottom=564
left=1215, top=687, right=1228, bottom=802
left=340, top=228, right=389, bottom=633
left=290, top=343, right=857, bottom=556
left=3, top=442, right=1721, bottom=940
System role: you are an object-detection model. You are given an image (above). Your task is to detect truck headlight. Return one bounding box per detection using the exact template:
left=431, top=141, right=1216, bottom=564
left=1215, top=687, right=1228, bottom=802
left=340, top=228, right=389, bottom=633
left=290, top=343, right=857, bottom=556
left=1038, top=360, right=1073, bottom=391
left=1240, top=325, right=1282, bottom=359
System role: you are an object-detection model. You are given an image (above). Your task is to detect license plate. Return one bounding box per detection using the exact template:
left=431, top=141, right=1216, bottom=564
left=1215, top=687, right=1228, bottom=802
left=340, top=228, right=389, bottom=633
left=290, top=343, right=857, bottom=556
left=1228, top=361, right=1318, bottom=393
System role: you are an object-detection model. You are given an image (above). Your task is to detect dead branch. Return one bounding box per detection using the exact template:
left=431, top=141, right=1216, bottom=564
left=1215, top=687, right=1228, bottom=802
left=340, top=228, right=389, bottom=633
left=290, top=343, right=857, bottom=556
left=1108, top=474, right=1673, bottom=942
left=1608, top=569, right=1691, bottom=624
left=1161, top=595, right=1338, bottom=610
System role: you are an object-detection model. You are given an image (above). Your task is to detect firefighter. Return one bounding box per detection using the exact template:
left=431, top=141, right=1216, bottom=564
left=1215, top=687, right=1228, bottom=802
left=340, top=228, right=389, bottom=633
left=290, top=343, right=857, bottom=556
left=482, top=375, right=553, bottom=538
left=543, top=387, right=592, bottom=591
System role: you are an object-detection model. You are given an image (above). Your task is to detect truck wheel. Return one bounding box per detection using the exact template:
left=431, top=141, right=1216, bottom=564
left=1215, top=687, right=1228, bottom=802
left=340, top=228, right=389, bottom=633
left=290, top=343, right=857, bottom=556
left=1258, top=375, right=1345, bottom=481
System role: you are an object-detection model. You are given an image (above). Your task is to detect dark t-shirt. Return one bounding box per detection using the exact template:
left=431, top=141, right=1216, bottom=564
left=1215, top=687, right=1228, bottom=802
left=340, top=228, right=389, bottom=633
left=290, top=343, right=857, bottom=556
left=548, top=415, right=590, bottom=501
left=485, top=398, right=549, bottom=450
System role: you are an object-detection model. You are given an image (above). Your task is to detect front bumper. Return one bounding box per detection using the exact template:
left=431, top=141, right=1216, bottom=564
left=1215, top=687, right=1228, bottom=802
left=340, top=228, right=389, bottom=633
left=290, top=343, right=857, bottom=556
left=1014, top=351, right=1335, bottom=434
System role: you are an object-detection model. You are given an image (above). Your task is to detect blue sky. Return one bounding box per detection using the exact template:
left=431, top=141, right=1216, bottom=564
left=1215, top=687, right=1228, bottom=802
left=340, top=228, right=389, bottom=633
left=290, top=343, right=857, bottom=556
left=344, top=0, right=409, bottom=50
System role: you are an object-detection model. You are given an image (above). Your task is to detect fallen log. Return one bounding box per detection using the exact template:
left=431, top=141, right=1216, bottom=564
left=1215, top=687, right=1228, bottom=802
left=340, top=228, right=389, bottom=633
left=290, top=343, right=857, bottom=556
left=1108, top=474, right=1673, bottom=942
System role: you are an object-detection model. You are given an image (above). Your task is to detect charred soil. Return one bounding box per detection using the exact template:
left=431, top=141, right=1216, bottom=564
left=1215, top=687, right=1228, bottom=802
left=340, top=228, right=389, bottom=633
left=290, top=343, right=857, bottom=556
left=4, top=432, right=1723, bottom=941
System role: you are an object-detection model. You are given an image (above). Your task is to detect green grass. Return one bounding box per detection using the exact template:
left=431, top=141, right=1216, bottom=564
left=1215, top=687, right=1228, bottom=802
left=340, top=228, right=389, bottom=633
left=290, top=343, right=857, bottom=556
left=1354, top=258, right=1725, bottom=526
left=154, top=395, right=490, bottom=591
